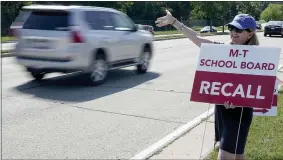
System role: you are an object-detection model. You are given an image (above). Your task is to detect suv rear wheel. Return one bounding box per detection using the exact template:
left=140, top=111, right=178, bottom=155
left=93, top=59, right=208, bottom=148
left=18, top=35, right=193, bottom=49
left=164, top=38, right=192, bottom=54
left=30, top=72, right=45, bottom=81
left=137, top=47, right=151, bottom=74
left=88, top=54, right=108, bottom=85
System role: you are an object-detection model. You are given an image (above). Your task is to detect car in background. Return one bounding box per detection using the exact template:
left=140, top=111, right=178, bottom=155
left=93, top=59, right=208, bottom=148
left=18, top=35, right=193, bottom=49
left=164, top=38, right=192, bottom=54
left=264, top=21, right=283, bottom=37
left=200, top=26, right=217, bottom=33
left=136, top=24, right=145, bottom=31
left=137, top=24, right=154, bottom=35
left=11, top=5, right=154, bottom=85
left=256, top=23, right=262, bottom=30
left=143, top=25, right=154, bottom=35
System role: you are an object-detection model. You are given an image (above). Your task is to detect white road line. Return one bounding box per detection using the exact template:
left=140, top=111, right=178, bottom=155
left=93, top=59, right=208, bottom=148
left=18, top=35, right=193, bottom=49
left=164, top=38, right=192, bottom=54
left=130, top=106, right=215, bottom=160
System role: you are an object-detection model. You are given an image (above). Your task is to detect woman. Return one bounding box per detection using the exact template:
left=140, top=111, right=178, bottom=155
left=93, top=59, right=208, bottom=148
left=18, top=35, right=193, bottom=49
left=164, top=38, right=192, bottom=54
left=155, top=10, right=259, bottom=160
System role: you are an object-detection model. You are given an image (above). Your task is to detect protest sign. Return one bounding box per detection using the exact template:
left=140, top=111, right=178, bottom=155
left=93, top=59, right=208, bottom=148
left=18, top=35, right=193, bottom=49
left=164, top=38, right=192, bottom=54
left=190, top=43, right=281, bottom=109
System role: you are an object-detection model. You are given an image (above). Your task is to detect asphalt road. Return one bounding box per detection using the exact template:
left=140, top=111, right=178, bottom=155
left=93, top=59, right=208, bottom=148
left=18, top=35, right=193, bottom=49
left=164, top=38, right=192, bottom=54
left=2, top=32, right=283, bottom=159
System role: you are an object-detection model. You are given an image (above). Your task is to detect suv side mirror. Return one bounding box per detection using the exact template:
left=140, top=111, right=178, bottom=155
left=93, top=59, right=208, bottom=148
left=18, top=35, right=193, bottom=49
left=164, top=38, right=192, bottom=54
left=131, top=25, right=138, bottom=32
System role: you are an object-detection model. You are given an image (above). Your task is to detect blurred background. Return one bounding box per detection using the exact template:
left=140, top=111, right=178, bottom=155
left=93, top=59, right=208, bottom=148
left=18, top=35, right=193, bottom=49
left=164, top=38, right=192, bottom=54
left=2, top=1, right=283, bottom=38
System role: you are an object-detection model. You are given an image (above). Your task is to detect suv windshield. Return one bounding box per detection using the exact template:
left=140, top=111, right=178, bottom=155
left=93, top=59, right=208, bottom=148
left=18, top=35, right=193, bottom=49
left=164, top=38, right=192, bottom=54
left=22, top=10, right=70, bottom=31
left=267, top=21, right=282, bottom=26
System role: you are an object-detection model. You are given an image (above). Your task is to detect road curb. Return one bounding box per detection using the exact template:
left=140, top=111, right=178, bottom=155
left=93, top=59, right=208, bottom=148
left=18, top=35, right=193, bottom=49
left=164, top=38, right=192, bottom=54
left=130, top=107, right=215, bottom=160
left=154, top=37, right=187, bottom=41
left=154, top=34, right=183, bottom=37
left=2, top=40, right=16, bottom=43
left=1, top=53, right=13, bottom=58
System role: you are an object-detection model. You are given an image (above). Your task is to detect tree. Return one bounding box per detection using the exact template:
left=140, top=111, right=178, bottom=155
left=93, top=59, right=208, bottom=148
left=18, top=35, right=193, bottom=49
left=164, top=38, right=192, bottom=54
left=190, top=2, right=232, bottom=31
left=217, top=2, right=232, bottom=32
left=165, top=2, right=191, bottom=22
left=0, top=1, right=274, bottom=36
left=260, top=4, right=283, bottom=21
left=1, top=1, right=33, bottom=35
left=237, top=2, right=264, bottom=20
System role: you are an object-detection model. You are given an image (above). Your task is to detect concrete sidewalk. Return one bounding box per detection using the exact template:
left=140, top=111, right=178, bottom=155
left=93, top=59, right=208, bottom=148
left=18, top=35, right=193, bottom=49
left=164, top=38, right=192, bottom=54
left=149, top=115, right=216, bottom=160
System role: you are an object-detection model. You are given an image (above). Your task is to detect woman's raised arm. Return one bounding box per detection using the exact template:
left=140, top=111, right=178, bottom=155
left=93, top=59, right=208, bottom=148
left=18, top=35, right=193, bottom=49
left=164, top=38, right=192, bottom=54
left=155, top=10, right=214, bottom=48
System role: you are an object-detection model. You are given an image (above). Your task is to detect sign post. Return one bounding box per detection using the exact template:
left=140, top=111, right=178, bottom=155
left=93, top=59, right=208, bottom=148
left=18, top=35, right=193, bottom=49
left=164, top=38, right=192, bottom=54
left=190, top=43, right=281, bottom=109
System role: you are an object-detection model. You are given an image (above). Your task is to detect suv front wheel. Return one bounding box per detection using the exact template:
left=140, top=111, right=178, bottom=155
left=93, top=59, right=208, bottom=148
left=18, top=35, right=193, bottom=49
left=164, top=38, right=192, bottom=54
left=137, top=47, right=151, bottom=74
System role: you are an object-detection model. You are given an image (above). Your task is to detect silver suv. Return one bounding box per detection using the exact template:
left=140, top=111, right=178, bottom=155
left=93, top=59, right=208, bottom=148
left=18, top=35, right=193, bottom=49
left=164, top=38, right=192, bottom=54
left=11, top=5, right=154, bottom=85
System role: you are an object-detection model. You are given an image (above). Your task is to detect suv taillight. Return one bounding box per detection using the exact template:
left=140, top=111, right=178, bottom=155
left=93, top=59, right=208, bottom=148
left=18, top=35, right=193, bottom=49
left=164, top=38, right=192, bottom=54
left=71, top=30, right=84, bottom=43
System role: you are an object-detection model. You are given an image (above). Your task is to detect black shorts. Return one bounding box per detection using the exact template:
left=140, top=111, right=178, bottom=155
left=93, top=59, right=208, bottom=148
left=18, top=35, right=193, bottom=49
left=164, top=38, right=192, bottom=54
left=214, top=105, right=253, bottom=154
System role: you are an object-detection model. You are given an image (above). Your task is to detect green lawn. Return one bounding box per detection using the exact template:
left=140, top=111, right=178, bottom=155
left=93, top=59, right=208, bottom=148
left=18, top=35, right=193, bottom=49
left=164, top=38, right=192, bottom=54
left=206, top=93, right=283, bottom=160
left=1, top=50, right=11, bottom=54
left=191, top=26, right=203, bottom=31
left=154, top=30, right=180, bottom=35
left=216, top=26, right=228, bottom=31
left=1, top=36, right=16, bottom=43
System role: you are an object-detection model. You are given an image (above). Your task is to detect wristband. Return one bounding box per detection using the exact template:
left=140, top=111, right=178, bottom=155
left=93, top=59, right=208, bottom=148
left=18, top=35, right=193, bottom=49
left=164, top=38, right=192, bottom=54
left=172, top=19, right=176, bottom=25
left=178, top=23, right=185, bottom=31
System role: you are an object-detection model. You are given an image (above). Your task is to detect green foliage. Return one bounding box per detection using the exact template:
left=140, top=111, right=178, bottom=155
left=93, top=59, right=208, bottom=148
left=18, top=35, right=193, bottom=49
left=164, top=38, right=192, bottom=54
left=190, top=2, right=233, bottom=31
left=190, top=1, right=267, bottom=22
left=1, top=1, right=33, bottom=35
left=237, top=2, right=265, bottom=20
left=260, top=4, right=283, bottom=21
left=0, top=1, right=274, bottom=36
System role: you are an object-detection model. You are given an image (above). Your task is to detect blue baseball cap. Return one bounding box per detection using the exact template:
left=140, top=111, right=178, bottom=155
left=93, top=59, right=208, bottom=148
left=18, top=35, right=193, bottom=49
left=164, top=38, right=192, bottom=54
left=227, top=14, right=257, bottom=31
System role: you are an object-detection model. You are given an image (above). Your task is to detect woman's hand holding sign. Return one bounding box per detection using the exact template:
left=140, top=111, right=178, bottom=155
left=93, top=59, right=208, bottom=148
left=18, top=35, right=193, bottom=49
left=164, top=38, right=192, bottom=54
left=224, top=101, right=236, bottom=109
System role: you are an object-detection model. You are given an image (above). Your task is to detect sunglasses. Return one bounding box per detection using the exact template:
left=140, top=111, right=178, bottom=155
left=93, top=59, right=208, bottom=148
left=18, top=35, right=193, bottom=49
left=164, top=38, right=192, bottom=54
left=228, top=25, right=252, bottom=33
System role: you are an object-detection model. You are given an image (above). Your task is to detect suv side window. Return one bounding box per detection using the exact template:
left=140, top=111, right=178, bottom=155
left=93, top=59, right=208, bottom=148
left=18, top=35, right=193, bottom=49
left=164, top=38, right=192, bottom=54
left=84, top=11, right=114, bottom=30
left=111, top=13, right=134, bottom=31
